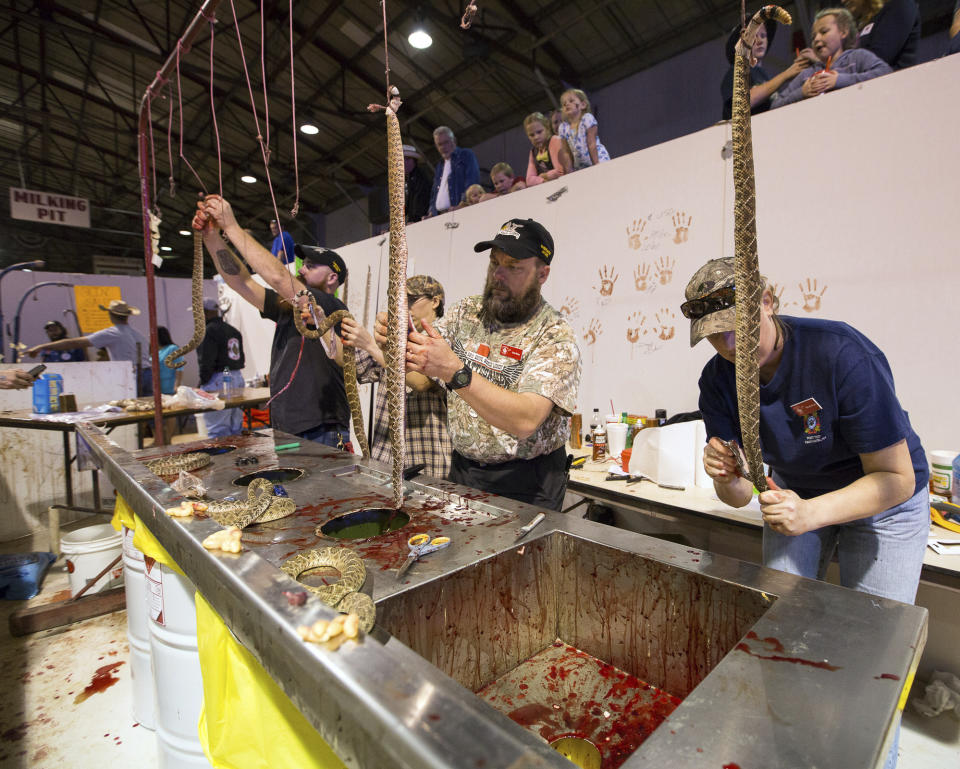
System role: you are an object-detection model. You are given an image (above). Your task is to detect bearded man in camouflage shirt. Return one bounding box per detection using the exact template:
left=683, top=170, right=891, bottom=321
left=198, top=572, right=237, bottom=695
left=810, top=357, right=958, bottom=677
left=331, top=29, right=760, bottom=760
left=403, top=218, right=581, bottom=510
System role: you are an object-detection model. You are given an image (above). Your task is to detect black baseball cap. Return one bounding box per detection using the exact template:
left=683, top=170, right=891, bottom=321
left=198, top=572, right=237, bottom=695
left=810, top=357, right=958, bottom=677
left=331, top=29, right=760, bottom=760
left=295, top=244, right=348, bottom=284
left=473, top=218, right=554, bottom=265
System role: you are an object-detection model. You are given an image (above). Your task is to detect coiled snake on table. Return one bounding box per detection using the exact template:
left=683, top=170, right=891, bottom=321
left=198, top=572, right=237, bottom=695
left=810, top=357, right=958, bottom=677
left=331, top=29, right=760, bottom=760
left=292, top=298, right=370, bottom=459
left=282, top=547, right=376, bottom=633
left=205, top=477, right=296, bottom=528
left=731, top=5, right=791, bottom=494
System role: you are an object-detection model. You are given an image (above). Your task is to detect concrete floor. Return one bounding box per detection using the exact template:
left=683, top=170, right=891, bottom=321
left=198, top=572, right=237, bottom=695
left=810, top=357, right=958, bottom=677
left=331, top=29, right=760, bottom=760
left=1, top=517, right=957, bottom=769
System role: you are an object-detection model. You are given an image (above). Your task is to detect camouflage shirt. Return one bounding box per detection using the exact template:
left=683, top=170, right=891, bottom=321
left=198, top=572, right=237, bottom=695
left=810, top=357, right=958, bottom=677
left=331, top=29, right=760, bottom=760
left=435, top=295, right=581, bottom=463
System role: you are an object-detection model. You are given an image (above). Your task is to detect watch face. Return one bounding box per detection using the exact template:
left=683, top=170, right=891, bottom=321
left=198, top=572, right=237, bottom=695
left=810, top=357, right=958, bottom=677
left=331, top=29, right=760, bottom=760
left=450, top=366, right=472, bottom=389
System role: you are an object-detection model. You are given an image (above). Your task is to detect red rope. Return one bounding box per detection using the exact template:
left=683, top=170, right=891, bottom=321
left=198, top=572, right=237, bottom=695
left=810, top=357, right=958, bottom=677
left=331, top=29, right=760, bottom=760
left=166, top=83, right=176, bottom=197
left=209, top=19, right=223, bottom=199
left=265, top=333, right=306, bottom=409
left=176, top=43, right=207, bottom=193
left=288, top=0, right=300, bottom=217
left=146, top=92, right=158, bottom=211
left=260, top=0, right=270, bottom=158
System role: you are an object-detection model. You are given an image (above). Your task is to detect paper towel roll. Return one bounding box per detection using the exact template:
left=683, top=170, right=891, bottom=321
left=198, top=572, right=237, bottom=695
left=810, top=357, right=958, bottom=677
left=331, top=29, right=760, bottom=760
left=628, top=422, right=698, bottom=487
left=694, top=420, right=713, bottom=488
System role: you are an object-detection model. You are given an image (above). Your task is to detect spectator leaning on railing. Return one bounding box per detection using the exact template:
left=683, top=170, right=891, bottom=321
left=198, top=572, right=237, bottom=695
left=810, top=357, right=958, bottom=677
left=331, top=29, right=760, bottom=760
left=773, top=8, right=892, bottom=109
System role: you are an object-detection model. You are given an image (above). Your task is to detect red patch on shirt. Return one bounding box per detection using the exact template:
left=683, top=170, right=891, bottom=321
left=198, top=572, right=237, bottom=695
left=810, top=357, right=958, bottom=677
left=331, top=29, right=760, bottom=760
left=790, top=397, right=822, bottom=417
left=500, top=344, right=523, bottom=361
left=476, top=344, right=490, bottom=357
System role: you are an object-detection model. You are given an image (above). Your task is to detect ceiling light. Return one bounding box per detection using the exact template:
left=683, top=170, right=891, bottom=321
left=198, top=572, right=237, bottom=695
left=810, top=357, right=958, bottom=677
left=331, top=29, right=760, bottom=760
left=300, top=124, right=319, bottom=135
left=179, top=230, right=191, bottom=236
left=160, top=246, right=172, bottom=252
left=408, top=27, right=432, bottom=49
left=241, top=175, right=257, bottom=183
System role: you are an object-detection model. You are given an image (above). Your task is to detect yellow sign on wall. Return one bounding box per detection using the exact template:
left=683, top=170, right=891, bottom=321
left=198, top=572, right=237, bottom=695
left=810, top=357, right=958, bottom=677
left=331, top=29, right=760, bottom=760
left=73, top=286, right=122, bottom=333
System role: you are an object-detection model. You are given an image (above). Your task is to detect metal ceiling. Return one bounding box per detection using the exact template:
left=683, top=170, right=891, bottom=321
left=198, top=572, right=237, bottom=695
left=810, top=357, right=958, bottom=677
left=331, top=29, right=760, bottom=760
left=0, top=0, right=955, bottom=276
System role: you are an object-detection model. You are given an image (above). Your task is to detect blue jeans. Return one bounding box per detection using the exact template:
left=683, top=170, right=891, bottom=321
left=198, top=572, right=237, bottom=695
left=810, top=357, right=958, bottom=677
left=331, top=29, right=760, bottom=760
left=201, top=370, right=244, bottom=438
left=763, top=486, right=929, bottom=604
left=298, top=423, right=349, bottom=449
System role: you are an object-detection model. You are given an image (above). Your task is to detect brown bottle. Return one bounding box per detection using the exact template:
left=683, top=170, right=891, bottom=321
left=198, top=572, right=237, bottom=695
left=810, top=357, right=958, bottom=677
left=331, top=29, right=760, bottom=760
left=591, top=422, right=607, bottom=461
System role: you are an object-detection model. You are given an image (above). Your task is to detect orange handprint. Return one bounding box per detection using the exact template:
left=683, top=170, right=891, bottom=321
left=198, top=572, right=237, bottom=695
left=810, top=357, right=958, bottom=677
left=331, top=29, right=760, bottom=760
left=595, top=265, right=619, bottom=297
left=767, top=282, right=785, bottom=311
left=634, top=262, right=652, bottom=292
left=655, top=308, right=676, bottom=341
left=583, top=318, right=603, bottom=346
left=626, top=218, right=648, bottom=250
left=672, top=211, right=692, bottom=244
left=625, top=311, right=647, bottom=344
left=798, top=278, right=827, bottom=312
left=654, top=255, right=676, bottom=285
left=559, top=296, right=580, bottom=318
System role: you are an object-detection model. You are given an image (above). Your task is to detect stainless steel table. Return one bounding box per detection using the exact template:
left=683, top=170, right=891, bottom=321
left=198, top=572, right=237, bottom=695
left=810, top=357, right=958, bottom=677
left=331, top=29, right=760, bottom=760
left=77, top=424, right=928, bottom=769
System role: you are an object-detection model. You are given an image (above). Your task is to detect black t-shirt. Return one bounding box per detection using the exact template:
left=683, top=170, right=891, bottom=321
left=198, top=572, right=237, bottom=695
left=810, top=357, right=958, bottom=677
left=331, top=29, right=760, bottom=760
left=721, top=64, right=772, bottom=120
left=197, top=317, right=245, bottom=385
left=405, top=164, right=433, bottom=223
left=260, top=287, right=349, bottom=434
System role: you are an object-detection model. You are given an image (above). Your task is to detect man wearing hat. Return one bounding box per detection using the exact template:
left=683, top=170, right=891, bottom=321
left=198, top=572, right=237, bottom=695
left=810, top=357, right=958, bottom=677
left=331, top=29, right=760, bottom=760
left=194, top=195, right=352, bottom=448
left=26, top=299, right=152, bottom=395
left=398, top=218, right=581, bottom=510
left=343, top=275, right=453, bottom=479
left=197, top=297, right=246, bottom=437
left=269, top=218, right=297, bottom=270
left=403, top=144, right=432, bottom=223
left=39, top=320, right=85, bottom=362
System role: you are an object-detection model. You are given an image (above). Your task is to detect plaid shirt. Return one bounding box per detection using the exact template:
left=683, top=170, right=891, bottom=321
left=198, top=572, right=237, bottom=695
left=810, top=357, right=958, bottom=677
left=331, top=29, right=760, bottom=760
left=354, top=349, right=452, bottom=480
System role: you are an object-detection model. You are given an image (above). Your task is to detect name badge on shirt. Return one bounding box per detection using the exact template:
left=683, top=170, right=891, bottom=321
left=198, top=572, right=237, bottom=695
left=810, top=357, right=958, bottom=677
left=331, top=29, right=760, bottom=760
left=791, top=397, right=825, bottom=442
left=500, top=344, right=523, bottom=361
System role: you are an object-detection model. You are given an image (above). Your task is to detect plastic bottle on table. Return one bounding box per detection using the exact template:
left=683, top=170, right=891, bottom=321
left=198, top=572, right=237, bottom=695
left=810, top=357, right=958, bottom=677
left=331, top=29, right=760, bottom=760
left=587, top=408, right=601, bottom=445
left=953, top=453, right=960, bottom=505
left=220, top=367, right=231, bottom=399
left=591, top=420, right=607, bottom=462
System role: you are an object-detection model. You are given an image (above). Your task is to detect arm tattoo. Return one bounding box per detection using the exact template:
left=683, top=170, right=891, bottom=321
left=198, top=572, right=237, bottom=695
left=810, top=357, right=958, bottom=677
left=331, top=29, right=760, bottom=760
left=214, top=248, right=242, bottom=276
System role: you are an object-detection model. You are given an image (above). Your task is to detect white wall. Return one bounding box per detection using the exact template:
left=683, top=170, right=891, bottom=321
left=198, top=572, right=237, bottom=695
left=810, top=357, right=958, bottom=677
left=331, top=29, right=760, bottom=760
left=329, top=55, right=960, bottom=454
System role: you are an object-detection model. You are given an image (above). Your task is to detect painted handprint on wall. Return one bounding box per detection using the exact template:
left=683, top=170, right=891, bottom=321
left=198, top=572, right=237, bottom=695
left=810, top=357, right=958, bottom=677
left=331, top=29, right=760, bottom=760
left=654, top=308, right=676, bottom=341
left=654, top=255, right=676, bottom=285
left=583, top=318, right=603, bottom=346
left=798, top=278, right=827, bottom=312
left=634, top=262, right=654, bottom=293
left=559, top=296, right=580, bottom=319
left=767, top=282, right=786, bottom=311
left=672, top=211, right=692, bottom=244
left=594, top=265, right=619, bottom=298
left=626, top=218, right=649, bottom=250
left=625, top=311, right=647, bottom=344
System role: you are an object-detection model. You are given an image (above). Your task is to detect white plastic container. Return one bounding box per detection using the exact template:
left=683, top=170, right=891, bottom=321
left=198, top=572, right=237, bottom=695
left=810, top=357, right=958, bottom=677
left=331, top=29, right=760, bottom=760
left=60, top=524, right=123, bottom=598
left=929, top=450, right=958, bottom=497
left=122, top=526, right=155, bottom=730
left=145, top=558, right=209, bottom=768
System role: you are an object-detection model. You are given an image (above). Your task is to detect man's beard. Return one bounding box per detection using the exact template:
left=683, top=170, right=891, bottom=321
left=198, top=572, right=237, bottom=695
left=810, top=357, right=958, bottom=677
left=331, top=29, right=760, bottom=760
left=480, top=270, right=541, bottom=324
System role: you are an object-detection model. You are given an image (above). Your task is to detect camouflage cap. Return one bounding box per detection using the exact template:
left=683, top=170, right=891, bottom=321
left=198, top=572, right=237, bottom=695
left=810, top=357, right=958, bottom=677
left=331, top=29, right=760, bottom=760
left=406, top=274, right=444, bottom=301
left=684, top=257, right=766, bottom=347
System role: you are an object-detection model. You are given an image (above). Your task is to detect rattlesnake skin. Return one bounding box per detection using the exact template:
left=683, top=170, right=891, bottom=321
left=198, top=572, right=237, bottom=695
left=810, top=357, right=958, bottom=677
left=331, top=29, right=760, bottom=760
left=291, top=297, right=370, bottom=458
left=146, top=451, right=211, bottom=476
left=164, top=231, right=206, bottom=369
left=732, top=5, right=791, bottom=494
left=281, top=547, right=375, bottom=632
left=382, top=89, right=408, bottom=510
left=206, top=476, right=296, bottom=528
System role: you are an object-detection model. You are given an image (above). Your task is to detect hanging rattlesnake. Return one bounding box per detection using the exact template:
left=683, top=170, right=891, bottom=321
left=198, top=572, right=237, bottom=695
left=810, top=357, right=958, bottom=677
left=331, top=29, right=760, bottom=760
left=163, top=231, right=206, bottom=369
left=731, top=5, right=791, bottom=494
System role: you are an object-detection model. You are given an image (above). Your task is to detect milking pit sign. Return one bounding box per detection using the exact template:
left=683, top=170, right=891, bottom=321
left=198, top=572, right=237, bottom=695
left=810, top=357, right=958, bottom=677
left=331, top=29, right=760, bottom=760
left=9, top=187, right=91, bottom=228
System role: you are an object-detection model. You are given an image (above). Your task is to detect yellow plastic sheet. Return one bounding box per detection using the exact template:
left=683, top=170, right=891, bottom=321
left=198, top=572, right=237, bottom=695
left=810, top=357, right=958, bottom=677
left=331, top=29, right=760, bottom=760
left=110, top=495, right=184, bottom=575
left=195, top=593, right=347, bottom=769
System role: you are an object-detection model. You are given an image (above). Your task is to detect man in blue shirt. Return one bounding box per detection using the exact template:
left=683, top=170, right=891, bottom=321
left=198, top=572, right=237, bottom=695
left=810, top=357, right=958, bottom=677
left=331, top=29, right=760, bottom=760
left=269, top=219, right=296, bottom=267
left=428, top=126, right=480, bottom=216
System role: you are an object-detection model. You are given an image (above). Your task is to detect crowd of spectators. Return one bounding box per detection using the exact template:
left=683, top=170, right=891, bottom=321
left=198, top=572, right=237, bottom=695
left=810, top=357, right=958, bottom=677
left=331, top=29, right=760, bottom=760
left=407, top=1, right=955, bottom=219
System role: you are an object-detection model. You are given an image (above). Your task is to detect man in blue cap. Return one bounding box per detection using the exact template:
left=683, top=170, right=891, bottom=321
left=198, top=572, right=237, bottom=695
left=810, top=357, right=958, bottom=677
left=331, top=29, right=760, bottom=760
left=399, top=218, right=581, bottom=510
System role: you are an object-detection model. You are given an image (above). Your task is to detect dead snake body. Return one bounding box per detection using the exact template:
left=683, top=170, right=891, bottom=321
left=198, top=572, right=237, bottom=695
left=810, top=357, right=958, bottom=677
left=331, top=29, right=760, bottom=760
left=732, top=5, right=791, bottom=494
left=292, top=302, right=370, bottom=458
left=164, top=231, right=206, bottom=369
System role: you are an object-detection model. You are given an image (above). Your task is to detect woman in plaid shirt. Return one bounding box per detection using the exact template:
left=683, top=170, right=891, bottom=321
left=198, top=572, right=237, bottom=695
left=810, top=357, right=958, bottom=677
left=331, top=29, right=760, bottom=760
left=340, top=276, right=452, bottom=479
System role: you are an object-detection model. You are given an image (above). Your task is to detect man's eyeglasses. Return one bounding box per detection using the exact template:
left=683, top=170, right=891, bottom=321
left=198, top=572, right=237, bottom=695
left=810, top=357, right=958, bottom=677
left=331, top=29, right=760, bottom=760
left=407, top=294, right=425, bottom=307
left=680, top=285, right=736, bottom=320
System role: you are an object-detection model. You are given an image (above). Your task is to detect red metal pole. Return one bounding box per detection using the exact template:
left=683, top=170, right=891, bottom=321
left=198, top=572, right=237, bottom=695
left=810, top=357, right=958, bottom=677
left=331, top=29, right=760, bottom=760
left=137, top=0, right=222, bottom=446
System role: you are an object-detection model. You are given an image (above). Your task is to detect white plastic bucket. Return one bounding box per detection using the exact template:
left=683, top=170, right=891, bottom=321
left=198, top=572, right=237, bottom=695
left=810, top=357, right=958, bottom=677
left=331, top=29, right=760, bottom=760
left=122, top=526, right=155, bottom=730
left=60, top=524, right=123, bottom=598
left=145, top=558, right=209, bottom=768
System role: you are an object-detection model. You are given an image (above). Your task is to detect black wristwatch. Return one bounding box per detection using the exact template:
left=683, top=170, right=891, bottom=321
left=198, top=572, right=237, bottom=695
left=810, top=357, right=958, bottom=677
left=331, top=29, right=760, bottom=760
left=445, top=364, right=472, bottom=391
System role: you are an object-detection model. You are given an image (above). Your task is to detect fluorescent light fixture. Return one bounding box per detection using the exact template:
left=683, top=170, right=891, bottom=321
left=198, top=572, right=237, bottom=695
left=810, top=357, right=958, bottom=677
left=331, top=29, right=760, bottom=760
left=179, top=229, right=191, bottom=236
left=300, top=124, right=319, bottom=135
left=408, top=28, right=432, bottom=49
left=160, top=246, right=173, bottom=252
left=241, top=175, right=257, bottom=183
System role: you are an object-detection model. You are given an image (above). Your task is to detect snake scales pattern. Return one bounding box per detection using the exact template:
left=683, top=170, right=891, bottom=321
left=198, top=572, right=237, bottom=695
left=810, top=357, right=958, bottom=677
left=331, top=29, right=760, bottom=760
left=164, top=231, right=206, bottom=369
left=146, top=451, right=211, bottom=476
left=732, top=5, right=791, bottom=494
left=292, top=298, right=370, bottom=458
left=281, top=547, right=375, bottom=633
left=206, top=476, right=297, bottom=528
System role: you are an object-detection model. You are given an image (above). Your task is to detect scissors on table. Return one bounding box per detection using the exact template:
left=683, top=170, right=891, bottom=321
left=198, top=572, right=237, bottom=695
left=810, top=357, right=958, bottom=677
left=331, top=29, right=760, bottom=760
left=396, top=533, right=451, bottom=579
